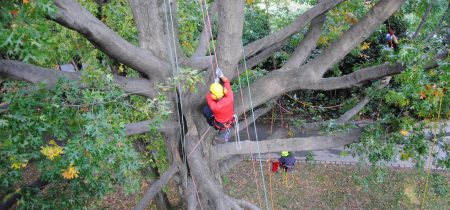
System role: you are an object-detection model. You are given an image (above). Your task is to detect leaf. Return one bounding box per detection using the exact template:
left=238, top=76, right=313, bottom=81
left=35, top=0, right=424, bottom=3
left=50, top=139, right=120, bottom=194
left=340, top=151, right=349, bottom=157
left=0, top=119, right=9, bottom=127
left=360, top=42, right=370, bottom=51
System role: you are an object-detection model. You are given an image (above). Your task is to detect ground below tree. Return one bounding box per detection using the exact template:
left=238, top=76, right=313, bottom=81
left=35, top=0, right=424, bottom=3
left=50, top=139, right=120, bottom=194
left=91, top=161, right=449, bottom=209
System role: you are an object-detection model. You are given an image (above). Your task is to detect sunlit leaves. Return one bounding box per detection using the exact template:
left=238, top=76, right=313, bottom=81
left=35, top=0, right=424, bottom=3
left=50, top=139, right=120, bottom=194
left=40, top=140, right=64, bottom=160
left=62, top=164, right=79, bottom=180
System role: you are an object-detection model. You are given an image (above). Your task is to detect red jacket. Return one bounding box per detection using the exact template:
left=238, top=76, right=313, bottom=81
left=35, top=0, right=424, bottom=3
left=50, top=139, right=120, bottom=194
left=206, top=80, right=234, bottom=123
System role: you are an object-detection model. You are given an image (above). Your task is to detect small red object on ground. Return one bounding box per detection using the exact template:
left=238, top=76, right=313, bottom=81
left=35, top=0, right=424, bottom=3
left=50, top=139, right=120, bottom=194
left=271, top=161, right=280, bottom=172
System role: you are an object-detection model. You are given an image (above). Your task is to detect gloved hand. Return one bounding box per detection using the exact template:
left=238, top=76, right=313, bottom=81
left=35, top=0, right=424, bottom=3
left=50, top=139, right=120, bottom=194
left=215, top=67, right=223, bottom=78
left=214, top=77, right=220, bottom=83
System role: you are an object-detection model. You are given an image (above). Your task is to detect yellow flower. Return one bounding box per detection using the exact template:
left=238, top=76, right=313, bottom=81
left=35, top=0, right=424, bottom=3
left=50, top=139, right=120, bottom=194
left=11, top=162, right=27, bottom=170
left=40, top=141, right=64, bottom=160
left=317, top=35, right=328, bottom=45
left=360, top=42, right=370, bottom=51
left=62, top=165, right=79, bottom=180
left=400, top=130, right=409, bottom=137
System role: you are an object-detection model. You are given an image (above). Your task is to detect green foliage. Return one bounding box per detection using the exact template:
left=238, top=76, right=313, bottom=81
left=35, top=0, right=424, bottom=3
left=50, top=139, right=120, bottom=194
left=0, top=78, right=170, bottom=208
left=102, top=0, right=138, bottom=45
left=430, top=173, right=449, bottom=196
left=231, top=68, right=268, bottom=92
left=320, top=120, right=357, bottom=134
left=0, top=0, right=56, bottom=63
left=352, top=124, right=398, bottom=165
left=177, top=0, right=204, bottom=56
left=305, top=151, right=316, bottom=165
left=172, top=68, right=205, bottom=93
left=243, top=6, right=270, bottom=45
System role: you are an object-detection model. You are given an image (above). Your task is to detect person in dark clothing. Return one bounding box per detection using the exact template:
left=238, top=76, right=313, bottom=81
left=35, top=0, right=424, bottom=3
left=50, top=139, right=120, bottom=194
left=278, top=151, right=296, bottom=172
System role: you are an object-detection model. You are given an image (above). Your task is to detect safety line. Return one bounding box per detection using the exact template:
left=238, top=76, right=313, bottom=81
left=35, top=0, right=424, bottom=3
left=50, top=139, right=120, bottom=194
left=197, top=0, right=217, bottom=79
left=196, top=1, right=269, bottom=208
left=420, top=92, right=444, bottom=209
left=242, top=45, right=270, bottom=209
left=200, top=0, right=219, bottom=68
left=164, top=0, right=188, bottom=188
left=267, top=150, right=275, bottom=210
left=235, top=59, right=263, bottom=209
left=187, top=126, right=211, bottom=159
left=191, top=176, right=204, bottom=210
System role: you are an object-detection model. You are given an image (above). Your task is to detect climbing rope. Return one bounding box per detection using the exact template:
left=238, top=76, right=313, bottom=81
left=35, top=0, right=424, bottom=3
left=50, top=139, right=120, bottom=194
left=267, top=150, right=275, bottom=210
left=197, top=0, right=218, bottom=79
left=195, top=1, right=269, bottom=208
left=420, top=92, right=444, bottom=209
left=241, top=44, right=271, bottom=209
left=187, top=126, right=211, bottom=158
left=235, top=54, right=264, bottom=209
left=233, top=113, right=242, bottom=150
left=163, top=0, right=188, bottom=188
left=191, top=175, right=204, bottom=210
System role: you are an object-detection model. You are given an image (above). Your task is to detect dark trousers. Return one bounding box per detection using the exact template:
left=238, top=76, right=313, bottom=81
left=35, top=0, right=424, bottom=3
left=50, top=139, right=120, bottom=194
left=202, top=105, right=215, bottom=126
left=202, top=105, right=226, bottom=130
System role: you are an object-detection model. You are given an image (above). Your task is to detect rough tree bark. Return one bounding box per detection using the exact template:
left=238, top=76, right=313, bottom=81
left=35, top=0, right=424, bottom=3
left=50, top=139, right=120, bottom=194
left=1, top=0, right=423, bottom=209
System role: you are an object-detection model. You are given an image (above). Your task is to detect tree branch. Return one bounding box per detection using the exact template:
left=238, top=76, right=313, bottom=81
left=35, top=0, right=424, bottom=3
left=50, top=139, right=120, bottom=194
left=52, top=0, right=170, bottom=79
left=214, top=129, right=362, bottom=159
left=183, top=55, right=213, bottom=70
left=306, top=0, right=406, bottom=78
left=0, top=59, right=82, bottom=86
left=133, top=163, right=179, bottom=210
left=217, top=0, right=245, bottom=73
left=244, top=0, right=344, bottom=58
left=192, top=0, right=218, bottom=58
left=425, top=3, right=449, bottom=41
left=219, top=155, right=243, bottom=174
left=314, top=64, right=403, bottom=90
left=236, top=99, right=277, bottom=134
left=0, top=179, right=48, bottom=210
left=186, top=178, right=198, bottom=210
left=125, top=119, right=178, bottom=136
left=283, top=12, right=326, bottom=70
left=238, top=41, right=286, bottom=71
left=128, top=0, right=186, bottom=62
left=337, top=76, right=391, bottom=123
left=412, top=0, right=434, bottom=39
left=235, top=199, right=261, bottom=210
left=0, top=60, right=158, bottom=98
left=234, top=63, right=402, bottom=116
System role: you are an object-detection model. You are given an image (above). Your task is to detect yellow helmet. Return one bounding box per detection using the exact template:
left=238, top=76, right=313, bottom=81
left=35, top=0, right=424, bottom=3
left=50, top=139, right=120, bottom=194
left=281, top=151, right=289, bottom=157
left=210, top=83, right=224, bottom=100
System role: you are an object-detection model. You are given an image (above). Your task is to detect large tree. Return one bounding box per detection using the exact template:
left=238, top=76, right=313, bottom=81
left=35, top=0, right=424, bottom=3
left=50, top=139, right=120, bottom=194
left=1, top=0, right=449, bottom=209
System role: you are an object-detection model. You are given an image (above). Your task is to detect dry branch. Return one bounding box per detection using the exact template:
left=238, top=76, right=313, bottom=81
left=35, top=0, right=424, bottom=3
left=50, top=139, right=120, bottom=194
left=133, top=164, right=179, bottom=210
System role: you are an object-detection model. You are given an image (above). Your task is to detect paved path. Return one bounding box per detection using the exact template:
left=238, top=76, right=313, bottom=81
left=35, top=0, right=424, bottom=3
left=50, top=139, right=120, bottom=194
left=232, top=121, right=450, bottom=169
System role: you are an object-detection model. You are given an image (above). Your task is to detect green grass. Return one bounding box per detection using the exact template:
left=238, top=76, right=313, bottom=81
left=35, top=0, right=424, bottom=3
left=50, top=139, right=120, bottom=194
left=225, top=162, right=449, bottom=209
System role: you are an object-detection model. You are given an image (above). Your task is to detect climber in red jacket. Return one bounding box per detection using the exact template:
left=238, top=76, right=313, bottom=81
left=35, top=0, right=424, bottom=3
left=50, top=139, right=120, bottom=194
left=202, top=68, right=235, bottom=142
